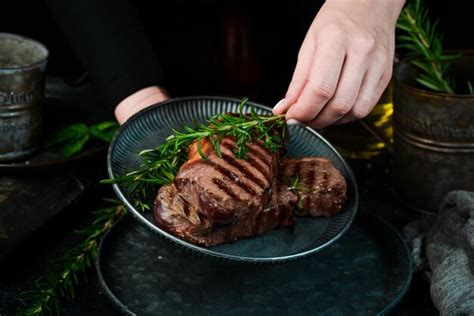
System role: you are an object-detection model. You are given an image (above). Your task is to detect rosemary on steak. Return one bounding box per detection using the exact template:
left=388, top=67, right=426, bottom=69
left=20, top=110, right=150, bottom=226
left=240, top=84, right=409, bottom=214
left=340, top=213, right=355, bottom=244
left=287, top=174, right=311, bottom=209
left=102, top=98, right=287, bottom=209
left=396, top=0, right=463, bottom=94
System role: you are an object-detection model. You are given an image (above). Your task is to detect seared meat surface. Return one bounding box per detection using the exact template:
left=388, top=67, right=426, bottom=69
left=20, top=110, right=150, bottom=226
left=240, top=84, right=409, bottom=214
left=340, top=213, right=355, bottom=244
left=174, top=137, right=280, bottom=223
left=153, top=136, right=347, bottom=247
left=282, top=157, right=347, bottom=217
left=154, top=183, right=294, bottom=247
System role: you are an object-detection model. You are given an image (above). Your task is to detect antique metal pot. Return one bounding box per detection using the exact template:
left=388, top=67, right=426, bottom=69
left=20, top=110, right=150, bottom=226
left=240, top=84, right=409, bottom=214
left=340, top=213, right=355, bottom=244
left=392, top=53, right=474, bottom=213
left=0, top=33, right=48, bottom=162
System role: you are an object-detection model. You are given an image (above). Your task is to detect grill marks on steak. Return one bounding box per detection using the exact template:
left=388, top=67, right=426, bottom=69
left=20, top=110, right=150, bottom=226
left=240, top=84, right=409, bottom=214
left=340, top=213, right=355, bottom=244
left=174, top=137, right=278, bottom=223
left=282, top=157, right=347, bottom=217
left=153, top=136, right=348, bottom=247
left=154, top=183, right=294, bottom=247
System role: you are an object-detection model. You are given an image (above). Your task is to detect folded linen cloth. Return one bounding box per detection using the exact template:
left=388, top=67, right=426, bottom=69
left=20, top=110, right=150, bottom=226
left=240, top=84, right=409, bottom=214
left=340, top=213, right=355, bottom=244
left=403, top=191, right=474, bottom=316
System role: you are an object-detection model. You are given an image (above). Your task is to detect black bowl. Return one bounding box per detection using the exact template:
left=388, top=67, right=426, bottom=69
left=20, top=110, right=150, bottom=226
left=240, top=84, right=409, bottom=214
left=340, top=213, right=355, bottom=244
left=107, top=96, right=358, bottom=263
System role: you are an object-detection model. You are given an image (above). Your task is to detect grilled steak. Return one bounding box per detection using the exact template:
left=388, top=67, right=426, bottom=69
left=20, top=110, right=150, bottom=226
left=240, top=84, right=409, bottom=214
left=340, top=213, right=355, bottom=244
left=174, top=137, right=280, bottom=223
left=282, top=157, right=347, bottom=217
left=154, top=183, right=294, bottom=247
left=153, top=134, right=347, bottom=246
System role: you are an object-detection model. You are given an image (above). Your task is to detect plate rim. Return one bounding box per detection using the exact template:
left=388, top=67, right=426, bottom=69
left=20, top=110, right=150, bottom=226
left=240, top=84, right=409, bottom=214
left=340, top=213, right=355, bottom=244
left=95, top=211, right=413, bottom=316
left=107, top=96, right=359, bottom=263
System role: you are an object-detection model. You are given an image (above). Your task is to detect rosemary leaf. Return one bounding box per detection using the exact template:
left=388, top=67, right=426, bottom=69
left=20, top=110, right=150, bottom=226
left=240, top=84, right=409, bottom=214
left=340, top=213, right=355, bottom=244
left=396, top=0, right=457, bottom=94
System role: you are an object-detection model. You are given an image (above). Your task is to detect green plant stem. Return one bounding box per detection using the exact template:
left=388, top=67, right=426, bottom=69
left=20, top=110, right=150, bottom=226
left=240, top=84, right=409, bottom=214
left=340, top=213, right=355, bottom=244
left=403, top=9, right=454, bottom=93
left=17, top=201, right=127, bottom=316
left=396, top=0, right=458, bottom=94
left=102, top=99, right=287, bottom=211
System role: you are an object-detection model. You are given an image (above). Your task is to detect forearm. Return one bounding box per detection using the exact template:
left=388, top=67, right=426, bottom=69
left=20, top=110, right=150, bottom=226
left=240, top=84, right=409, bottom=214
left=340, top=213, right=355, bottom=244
left=45, top=0, right=166, bottom=108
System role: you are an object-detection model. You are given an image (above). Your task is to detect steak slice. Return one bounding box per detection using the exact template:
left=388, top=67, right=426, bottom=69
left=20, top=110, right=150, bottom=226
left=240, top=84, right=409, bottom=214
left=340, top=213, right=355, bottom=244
left=154, top=183, right=294, bottom=247
left=153, top=156, right=346, bottom=247
left=174, top=137, right=280, bottom=224
left=281, top=157, right=347, bottom=217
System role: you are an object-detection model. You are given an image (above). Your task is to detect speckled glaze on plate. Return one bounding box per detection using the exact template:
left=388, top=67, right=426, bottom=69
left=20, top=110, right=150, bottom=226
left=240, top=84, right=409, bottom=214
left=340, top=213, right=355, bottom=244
left=107, top=96, right=358, bottom=263
left=96, top=211, right=413, bottom=316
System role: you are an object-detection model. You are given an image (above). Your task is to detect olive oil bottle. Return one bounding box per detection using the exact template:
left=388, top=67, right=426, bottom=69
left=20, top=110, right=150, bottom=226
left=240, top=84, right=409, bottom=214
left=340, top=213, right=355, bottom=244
left=320, top=83, right=393, bottom=159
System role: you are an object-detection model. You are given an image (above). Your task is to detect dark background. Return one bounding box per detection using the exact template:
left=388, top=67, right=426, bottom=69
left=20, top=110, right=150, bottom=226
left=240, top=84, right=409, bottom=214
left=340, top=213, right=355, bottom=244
left=0, top=1, right=470, bottom=314
left=1, top=0, right=472, bottom=113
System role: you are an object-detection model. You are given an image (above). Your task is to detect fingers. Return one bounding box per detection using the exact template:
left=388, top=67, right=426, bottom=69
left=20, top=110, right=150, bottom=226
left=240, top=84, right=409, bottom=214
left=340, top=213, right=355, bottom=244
left=284, top=39, right=345, bottom=122
left=305, top=51, right=368, bottom=129
left=115, top=86, right=169, bottom=124
left=273, top=39, right=314, bottom=115
left=336, top=64, right=391, bottom=125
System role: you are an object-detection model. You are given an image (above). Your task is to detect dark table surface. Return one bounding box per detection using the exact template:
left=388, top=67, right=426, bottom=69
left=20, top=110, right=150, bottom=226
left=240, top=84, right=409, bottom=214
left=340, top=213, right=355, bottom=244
left=0, top=76, right=439, bottom=315
left=0, top=150, right=439, bottom=315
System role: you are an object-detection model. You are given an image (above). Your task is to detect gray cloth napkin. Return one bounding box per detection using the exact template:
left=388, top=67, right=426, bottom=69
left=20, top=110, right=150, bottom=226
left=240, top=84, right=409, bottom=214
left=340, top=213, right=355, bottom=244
left=403, top=191, right=474, bottom=316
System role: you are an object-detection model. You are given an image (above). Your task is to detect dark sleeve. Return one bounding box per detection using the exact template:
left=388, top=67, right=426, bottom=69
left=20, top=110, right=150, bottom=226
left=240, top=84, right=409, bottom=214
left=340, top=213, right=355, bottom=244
left=45, top=0, right=165, bottom=108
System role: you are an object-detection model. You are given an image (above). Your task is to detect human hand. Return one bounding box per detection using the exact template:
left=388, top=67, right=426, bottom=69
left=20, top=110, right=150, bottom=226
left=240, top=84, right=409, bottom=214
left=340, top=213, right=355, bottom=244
left=114, top=86, right=169, bottom=124
left=273, top=0, right=405, bottom=128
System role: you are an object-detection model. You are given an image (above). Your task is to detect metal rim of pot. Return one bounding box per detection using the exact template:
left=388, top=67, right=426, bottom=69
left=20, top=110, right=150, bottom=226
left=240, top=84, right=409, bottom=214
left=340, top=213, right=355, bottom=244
left=393, top=52, right=474, bottom=153
left=0, top=32, right=49, bottom=71
left=393, top=50, right=474, bottom=99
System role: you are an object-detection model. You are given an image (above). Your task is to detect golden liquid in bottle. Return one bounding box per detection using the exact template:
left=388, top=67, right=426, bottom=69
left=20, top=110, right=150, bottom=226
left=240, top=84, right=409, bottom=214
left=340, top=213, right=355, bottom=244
left=320, top=83, right=393, bottom=159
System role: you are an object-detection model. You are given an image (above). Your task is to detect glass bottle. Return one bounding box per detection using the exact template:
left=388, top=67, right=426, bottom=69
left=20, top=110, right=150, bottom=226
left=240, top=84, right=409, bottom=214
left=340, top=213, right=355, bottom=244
left=320, top=82, right=393, bottom=159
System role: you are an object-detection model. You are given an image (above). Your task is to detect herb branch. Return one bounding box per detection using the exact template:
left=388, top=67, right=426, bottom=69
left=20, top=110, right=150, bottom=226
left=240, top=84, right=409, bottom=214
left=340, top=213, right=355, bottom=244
left=396, top=0, right=457, bottom=93
left=287, top=174, right=310, bottom=209
left=396, top=0, right=470, bottom=94
left=102, top=98, right=287, bottom=210
left=17, top=200, right=127, bottom=316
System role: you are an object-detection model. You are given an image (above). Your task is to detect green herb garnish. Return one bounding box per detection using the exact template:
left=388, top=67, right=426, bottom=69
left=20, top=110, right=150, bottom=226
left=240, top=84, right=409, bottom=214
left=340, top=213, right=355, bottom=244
left=396, top=0, right=464, bottom=94
left=46, top=121, right=119, bottom=157
left=17, top=200, right=127, bottom=316
left=102, top=98, right=286, bottom=210
left=287, top=174, right=309, bottom=209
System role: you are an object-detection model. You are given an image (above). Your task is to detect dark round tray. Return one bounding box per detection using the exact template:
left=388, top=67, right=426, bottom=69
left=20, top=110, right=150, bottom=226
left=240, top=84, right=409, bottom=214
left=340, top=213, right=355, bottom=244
left=96, top=211, right=413, bottom=315
left=107, top=96, right=358, bottom=263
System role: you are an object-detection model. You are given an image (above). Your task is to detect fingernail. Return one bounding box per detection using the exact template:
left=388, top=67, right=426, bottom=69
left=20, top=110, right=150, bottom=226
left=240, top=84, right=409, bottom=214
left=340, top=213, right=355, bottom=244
left=286, top=119, right=301, bottom=126
left=273, top=98, right=286, bottom=113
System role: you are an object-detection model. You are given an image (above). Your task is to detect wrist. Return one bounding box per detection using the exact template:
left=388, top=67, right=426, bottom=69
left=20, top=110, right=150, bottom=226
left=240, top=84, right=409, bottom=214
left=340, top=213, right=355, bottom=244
left=325, top=0, right=405, bottom=24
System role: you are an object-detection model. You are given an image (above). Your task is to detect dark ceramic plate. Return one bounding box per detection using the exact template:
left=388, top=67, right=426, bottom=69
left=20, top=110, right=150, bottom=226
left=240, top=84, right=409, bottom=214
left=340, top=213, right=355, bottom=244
left=96, top=211, right=413, bottom=315
left=107, top=96, right=358, bottom=263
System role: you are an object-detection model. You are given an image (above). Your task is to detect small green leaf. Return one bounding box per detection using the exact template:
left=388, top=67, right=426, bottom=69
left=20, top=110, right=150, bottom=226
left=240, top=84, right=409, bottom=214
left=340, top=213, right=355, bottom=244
left=45, top=123, right=89, bottom=147
left=468, top=81, right=473, bottom=95
left=238, top=97, right=248, bottom=117
left=63, top=134, right=90, bottom=157
left=196, top=139, right=208, bottom=162
left=416, top=77, right=443, bottom=92
left=90, top=121, right=119, bottom=142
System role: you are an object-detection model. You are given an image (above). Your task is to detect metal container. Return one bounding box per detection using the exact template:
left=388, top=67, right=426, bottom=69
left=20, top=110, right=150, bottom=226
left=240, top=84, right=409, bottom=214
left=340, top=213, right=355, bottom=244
left=0, top=33, right=48, bottom=162
left=392, top=53, right=474, bottom=213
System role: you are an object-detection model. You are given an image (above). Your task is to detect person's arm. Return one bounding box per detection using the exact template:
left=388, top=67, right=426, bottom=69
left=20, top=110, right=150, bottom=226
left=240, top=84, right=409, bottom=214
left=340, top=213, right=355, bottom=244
left=273, top=0, right=405, bottom=128
left=46, top=0, right=169, bottom=124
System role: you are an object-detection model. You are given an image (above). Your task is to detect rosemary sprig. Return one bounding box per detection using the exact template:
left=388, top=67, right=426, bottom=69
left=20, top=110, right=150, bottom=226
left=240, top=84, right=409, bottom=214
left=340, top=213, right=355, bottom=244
left=287, top=174, right=309, bottom=209
left=17, top=200, right=127, bottom=316
left=396, top=0, right=459, bottom=94
left=102, top=98, right=287, bottom=210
